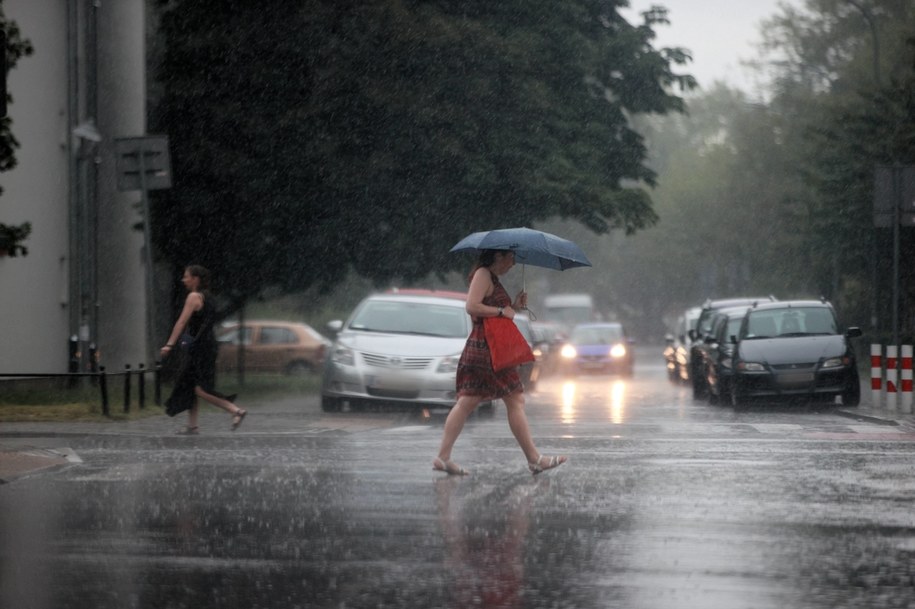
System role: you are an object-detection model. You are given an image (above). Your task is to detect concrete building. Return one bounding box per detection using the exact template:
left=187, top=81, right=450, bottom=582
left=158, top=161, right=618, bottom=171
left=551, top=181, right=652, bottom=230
left=2, top=0, right=151, bottom=374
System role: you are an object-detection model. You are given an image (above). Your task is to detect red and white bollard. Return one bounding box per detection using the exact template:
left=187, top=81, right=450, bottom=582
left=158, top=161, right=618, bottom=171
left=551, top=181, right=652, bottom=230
left=901, top=345, right=913, bottom=414
left=871, top=344, right=883, bottom=408
left=886, top=345, right=898, bottom=412
left=871, top=344, right=882, bottom=409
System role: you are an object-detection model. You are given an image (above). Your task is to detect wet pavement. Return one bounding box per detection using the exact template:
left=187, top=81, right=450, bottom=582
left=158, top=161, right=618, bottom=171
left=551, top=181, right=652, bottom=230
left=2, top=348, right=915, bottom=608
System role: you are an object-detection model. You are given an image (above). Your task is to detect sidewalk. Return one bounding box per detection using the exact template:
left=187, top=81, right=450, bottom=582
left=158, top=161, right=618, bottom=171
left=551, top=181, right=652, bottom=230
left=0, top=395, right=324, bottom=483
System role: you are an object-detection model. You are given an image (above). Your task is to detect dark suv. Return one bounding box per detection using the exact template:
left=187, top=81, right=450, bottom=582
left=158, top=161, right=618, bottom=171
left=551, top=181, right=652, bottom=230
left=729, top=299, right=862, bottom=408
left=689, top=296, right=777, bottom=399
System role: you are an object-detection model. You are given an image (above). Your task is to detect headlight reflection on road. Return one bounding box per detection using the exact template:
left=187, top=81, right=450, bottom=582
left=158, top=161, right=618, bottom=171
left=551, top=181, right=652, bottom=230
left=561, top=381, right=577, bottom=424
left=608, top=380, right=626, bottom=424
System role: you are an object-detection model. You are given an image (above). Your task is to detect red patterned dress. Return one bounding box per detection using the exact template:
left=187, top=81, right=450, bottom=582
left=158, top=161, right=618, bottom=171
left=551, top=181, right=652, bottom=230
left=456, top=271, right=523, bottom=399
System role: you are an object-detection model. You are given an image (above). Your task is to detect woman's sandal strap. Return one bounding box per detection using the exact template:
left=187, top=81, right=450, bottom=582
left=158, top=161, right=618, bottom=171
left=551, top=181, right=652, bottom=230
left=433, top=457, right=468, bottom=476
left=529, top=454, right=567, bottom=475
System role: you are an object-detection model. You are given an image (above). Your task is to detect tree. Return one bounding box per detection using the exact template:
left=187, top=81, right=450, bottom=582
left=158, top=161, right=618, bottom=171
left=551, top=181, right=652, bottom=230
left=150, top=0, right=695, bottom=311
left=0, top=3, right=34, bottom=196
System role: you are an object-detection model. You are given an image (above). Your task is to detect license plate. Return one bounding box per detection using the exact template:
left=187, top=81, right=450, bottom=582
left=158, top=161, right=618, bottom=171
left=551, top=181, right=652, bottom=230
left=778, top=372, right=814, bottom=384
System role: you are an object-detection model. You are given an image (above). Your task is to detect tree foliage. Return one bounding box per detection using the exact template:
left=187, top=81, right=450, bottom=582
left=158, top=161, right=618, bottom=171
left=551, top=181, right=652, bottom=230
left=0, top=3, right=34, bottom=197
left=151, top=0, right=694, bottom=309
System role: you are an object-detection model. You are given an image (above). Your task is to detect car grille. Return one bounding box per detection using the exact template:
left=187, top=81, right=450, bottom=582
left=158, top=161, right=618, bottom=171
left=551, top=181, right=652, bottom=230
left=361, top=353, right=433, bottom=369
left=771, top=363, right=815, bottom=370
left=366, top=388, right=421, bottom=399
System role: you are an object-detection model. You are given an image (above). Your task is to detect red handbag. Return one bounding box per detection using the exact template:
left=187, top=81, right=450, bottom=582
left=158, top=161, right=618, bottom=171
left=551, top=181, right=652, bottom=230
left=483, top=316, right=535, bottom=372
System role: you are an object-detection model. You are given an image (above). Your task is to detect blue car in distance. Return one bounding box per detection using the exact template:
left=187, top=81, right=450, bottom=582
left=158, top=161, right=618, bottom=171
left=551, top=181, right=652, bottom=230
left=558, top=322, right=635, bottom=377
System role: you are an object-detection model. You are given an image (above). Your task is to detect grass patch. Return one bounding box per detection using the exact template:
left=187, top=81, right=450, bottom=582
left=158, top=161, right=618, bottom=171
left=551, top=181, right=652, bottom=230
left=0, top=373, right=322, bottom=422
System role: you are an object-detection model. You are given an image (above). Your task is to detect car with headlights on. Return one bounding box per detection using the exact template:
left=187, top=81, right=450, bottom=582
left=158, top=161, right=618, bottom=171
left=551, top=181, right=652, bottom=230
left=321, top=290, right=474, bottom=412
left=729, top=300, right=862, bottom=408
left=216, top=320, right=330, bottom=375
left=558, top=322, right=634, bottom=377
left=663, top=305, right=701, bottom=384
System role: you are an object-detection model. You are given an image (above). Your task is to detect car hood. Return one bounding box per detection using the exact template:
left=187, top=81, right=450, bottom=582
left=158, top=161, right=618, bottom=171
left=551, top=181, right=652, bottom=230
left=738, top=335, right=849, bottom=365
left=337, top=331, right=466, bottom=357
left=576, top=344, right=616, bottom=356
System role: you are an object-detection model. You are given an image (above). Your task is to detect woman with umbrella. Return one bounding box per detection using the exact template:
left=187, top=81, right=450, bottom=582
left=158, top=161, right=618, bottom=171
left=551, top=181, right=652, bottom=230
left=433, top=248, right=568, bottom=476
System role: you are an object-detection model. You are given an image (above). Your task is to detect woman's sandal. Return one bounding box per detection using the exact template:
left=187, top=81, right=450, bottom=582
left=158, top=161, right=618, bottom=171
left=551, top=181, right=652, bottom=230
left=528, top=454, right=567, bottom=475
left=231, top=409, right=247, bottom=431
left=176, top=426, right=199, bottom=435
left=433, top=457, right=468, bottom=476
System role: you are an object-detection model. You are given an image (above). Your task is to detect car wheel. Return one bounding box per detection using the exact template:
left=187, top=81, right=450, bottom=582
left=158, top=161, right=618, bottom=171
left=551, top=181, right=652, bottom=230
left=842, top=377, right=861, bottom=407
left=730, top=382, right=746, bottom=410
left=285, top=360, right=313, bottom=376
left=691, top=364, right=708, bottom=399
left=321, top=395, right=342, bottom=412
left=708, top=385, right=720, bottom=405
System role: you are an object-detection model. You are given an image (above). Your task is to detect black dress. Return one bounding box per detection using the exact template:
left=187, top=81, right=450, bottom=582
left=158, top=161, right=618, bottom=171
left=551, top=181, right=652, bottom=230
left=165, top=292, right=224, bottom=416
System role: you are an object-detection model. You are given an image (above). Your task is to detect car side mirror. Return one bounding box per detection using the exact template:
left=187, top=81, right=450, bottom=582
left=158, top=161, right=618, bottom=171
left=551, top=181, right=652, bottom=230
left=326, top=320, right=343, bottom=335
left=845, top=326, right=862, bottom=338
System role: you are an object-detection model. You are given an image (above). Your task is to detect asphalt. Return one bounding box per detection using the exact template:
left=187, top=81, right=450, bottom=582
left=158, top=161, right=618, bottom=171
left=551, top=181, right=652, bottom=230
left=2, top=393, right=914, bottom=484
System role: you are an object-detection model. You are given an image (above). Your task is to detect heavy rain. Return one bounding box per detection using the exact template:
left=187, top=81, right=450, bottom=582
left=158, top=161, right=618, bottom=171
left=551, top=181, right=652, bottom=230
left=4, top=1, right=915, bottom=608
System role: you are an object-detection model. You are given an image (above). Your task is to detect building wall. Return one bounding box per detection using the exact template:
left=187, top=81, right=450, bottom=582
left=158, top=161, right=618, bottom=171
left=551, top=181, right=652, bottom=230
left=1, top=1, right=71, bottom=373
left=2, top=0, right=148, bottom=374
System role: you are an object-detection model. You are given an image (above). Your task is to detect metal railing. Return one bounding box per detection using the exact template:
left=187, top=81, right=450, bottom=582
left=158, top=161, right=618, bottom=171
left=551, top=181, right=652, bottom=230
left=0, top=362, right=162, bottom=417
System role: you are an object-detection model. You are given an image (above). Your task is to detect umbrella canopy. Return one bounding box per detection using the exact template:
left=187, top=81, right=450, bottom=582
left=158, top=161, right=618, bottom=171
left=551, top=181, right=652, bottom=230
left=449, top=227, right=591, bottom=271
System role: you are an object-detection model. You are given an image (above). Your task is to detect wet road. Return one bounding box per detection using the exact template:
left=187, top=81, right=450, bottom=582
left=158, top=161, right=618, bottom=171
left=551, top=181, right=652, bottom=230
left=3, top=347, right=915, bottom=608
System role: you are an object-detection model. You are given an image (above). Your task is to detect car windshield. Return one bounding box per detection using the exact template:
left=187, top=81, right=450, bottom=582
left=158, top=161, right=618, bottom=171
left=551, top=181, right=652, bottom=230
left=742, top=307, right=837, bottom=339
left=570, top=325, right=623, bottom=345
left=348, top=300, right=469, bottom=338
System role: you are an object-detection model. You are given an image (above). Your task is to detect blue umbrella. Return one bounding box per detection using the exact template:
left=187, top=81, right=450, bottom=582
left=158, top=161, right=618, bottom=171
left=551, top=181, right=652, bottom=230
left=449, top=227, right=592, bottom=271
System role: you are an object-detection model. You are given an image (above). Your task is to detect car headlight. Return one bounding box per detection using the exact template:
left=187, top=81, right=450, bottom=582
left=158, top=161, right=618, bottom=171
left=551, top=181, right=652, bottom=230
left=737, top=361, right=765, bottom=372
left=560, top=344, right=577, bottom=359
left=610, top=344, right=627, bottom=358
left=331, top=345, right=355, bottom=366
left=437, top=354, right=461, bottom=374
left=821, top=356, right=848, bottom=369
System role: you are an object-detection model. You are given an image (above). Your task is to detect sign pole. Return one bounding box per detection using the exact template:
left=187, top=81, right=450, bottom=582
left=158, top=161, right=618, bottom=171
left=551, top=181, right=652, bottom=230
left=138, top=147, right=157, bottom=367
left=114, top=136, right=172, bottom=367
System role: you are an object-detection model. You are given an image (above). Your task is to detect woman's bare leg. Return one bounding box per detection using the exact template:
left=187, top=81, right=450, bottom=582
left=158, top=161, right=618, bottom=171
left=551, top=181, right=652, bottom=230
left=434, top=395, right=482, bottom=473
left=194, top=386, right=242, bottom=414
left=504, top=391, right=568, bottom=472
left=502, top=392, right=539, bottom=463
left=187, top=401, right=199, bottom=429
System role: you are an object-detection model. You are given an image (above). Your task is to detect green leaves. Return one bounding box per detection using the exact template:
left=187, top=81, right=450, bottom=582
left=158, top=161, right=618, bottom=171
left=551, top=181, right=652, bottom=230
left=152, top=0, right=691, bottom=309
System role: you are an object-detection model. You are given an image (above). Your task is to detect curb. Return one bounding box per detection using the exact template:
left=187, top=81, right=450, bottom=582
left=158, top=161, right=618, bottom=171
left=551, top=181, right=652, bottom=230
left=834, top=408, right=902, bottom=427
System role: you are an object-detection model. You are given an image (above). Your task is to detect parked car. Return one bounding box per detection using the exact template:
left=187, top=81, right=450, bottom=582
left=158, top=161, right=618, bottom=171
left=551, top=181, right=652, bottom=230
left=728, top=299, right=862, bottom=408
left=692, top=306, right=753, bottom=404
left=688, top=296, right=777, bottom=398
left=216, top=321, right=330, bottom=375
left=512, top=312, right=541, bottom=391
left=531, top=320, right=567, bottom=376
left=558, top=322, right=635, bottom=377
left=663, top=306, right=701, bottom=384
left=321, top=290, right=474, bottom=412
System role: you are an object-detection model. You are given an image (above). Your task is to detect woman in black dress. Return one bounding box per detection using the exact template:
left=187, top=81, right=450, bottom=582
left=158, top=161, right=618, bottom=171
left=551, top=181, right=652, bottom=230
left=160, top=265, right=247, bottom=433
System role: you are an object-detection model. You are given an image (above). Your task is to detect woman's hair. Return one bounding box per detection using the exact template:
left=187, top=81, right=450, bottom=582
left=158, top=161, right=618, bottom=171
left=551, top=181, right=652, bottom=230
left=467, top=249, right=509, bottom=283
left=186, top=264, right=211, bottom=290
